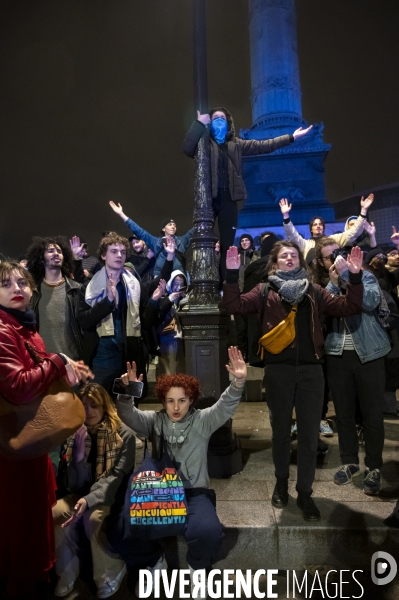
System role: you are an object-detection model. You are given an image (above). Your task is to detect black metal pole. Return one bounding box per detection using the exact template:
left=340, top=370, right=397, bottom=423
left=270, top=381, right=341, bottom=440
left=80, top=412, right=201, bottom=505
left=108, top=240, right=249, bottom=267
left=179, top=0, right=242, bottom=477
left=193, top=0, right=208, bottom=114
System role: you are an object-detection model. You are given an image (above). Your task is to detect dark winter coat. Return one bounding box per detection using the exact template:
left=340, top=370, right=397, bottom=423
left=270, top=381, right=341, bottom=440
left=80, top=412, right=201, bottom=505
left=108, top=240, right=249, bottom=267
left=183, top=107, right=293, bottom=201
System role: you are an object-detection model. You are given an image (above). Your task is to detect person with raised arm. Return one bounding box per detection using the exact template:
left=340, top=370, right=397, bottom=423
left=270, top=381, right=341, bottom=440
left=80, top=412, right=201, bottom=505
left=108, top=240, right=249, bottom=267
left=114, top=347, right=246, bottom=598
left=222, top=242, right=364, bottom=521
left=183, top=107, right=312, bottom=279
left=280, top=194, right=374, bottom=259
left=109, top=201, right=193, bottom=277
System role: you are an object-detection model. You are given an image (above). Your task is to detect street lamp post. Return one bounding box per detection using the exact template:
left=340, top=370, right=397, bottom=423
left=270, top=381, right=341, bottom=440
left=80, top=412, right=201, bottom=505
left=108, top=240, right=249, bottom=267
left=179, top=0, right=242, bottom=477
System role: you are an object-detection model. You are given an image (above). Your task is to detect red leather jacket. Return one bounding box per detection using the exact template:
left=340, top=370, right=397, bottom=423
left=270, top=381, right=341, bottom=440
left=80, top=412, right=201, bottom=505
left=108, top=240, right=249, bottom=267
left=0, top=309, right=66, bottom=405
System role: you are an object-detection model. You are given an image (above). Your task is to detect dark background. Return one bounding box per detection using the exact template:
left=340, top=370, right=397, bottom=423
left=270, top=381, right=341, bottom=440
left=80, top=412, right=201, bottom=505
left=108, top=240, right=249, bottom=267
left=0, top=0, right=398, bottom=258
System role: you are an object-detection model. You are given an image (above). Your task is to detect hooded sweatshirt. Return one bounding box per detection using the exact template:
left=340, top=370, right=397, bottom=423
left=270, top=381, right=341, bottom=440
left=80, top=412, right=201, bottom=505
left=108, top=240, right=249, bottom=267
left=116, top=383, right=244, bottom=488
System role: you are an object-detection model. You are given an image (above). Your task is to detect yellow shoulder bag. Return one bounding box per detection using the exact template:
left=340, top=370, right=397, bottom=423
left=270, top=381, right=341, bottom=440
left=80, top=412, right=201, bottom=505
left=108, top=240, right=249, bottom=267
left=258, top=304, right=298, bottom=358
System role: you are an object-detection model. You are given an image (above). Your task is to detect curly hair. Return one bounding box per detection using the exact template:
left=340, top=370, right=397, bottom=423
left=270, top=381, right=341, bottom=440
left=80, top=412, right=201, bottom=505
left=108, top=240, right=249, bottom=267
left=97, top=232, right=130, bottom=265
left=155, top=374, right=200, bottom=404
left=26, top=236, right=74, bottom=282
left=0, top=260, right=36, bottom=290
left=79, top=382, right=122, bottom=433
left=266, top=240, right=308, bottom=275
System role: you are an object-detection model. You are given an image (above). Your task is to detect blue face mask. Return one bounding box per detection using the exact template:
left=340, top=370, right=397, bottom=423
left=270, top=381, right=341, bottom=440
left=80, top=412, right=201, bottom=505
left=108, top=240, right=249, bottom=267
left=210, top=117, right=228, bottom=144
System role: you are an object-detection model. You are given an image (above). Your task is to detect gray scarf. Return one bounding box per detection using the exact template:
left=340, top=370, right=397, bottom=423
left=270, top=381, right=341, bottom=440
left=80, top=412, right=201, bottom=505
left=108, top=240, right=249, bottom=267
left=268, top=267, right=310, bottom=305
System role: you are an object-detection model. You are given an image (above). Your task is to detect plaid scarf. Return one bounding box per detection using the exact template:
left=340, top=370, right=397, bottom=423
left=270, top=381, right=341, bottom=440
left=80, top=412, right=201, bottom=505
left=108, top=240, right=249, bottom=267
left=65, top=417, right=123, bottom=481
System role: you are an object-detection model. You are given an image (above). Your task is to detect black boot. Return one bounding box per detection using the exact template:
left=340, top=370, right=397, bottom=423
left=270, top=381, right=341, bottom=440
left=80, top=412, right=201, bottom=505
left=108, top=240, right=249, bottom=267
left=297, top=491, right=320, bottom=521
left=271, top=478, right=289, bottom=508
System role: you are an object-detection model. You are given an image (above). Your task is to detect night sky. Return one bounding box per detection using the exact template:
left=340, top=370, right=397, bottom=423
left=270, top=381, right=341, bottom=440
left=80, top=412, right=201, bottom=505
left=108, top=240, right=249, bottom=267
left=0, top=0, right=398, bottom=258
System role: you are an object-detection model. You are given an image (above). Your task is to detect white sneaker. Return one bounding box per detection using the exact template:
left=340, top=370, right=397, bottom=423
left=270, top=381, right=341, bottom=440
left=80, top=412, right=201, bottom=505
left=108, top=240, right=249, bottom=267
left=97, top=564, right=127, bottom=598
left=188, top=564, right=208, bottom=599
left=54, top=580, right=75, bottom=597
left=135, top=554, right=168, bottom=598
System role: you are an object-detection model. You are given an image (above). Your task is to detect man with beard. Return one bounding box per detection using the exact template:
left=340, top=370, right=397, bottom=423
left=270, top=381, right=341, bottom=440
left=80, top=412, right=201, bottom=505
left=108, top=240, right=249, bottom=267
left=127, top=233, right=155, bottom=285
left=26, top=236, right=87, bottom=361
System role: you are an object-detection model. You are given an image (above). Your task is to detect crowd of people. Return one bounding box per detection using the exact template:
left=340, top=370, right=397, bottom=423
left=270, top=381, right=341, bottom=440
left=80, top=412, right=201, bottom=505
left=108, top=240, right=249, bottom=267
left=1, top=107, right=399, bottom=599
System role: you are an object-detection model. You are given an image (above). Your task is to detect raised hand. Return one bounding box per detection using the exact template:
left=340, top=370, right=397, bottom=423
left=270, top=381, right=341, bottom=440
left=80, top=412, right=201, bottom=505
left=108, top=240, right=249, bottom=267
left=279, top=198, right=292, bottom=217
left=62, top=498, right=88, bottom=528
left=346, top=246, right=363, bottom=274
left=333, top=255, right=348, bottom=276
left=225, top=346, right=247, bottom=382
left=226, top=246, right=240, bottom=270
left=70, top=236, right=85, bottom=259
left=391, top=226, right=399, bottom=247
left=360, top=193, right=374, bottom=214
left=164, top=236, right=176, bottom=257
left=152, top=279, right=166, bottom=301
left=293, top=125, right=313, bottom=140
left=120, top=361, right=144, bottom=386
left=363, top=220, right=376, bottom=236
left=109, top=200, right=128, bottom=221
left=197, top=110, right=210, bottom=126
left=106, top=272, right=118, bottom=306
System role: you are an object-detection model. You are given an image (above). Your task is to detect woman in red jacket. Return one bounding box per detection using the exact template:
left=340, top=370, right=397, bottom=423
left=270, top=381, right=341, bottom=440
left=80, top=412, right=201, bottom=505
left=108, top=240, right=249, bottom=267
left=0, top=261, right=92, bottom=599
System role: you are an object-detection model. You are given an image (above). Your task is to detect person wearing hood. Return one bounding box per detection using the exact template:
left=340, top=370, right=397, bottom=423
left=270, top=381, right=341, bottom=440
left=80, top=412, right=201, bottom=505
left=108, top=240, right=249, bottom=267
left=223, top=242, right=364, bottom=521
left=143, top=270, right=189, bottom=375
left=183, top=107, right=312, bottom=279
left=115, top=348, right=246, bottom=598
left=109, top=201, right=194, bottom=278
left=280, top=194, right=375, bottom=260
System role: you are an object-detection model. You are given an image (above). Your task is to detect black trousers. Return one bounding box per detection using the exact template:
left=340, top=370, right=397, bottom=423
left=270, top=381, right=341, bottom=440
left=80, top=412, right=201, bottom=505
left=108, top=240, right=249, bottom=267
left=326, top=351, right=385, bottom=470
left=213, top=189, right=238, bottom=282
left=264, top=364, right=324, bottom=494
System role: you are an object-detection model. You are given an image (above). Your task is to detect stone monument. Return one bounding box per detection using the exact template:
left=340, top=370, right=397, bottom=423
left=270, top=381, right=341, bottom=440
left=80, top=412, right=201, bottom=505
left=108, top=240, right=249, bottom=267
left=238, top=0, right=335, bottom=230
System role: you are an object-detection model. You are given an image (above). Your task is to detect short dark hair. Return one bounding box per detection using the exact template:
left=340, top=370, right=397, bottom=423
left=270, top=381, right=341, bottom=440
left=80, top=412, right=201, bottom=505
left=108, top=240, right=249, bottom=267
left=266, top=240, right=308, bottom=275
left=309, top=216, right=325, bottom=233
left=97, top=233, right=129, bottom=265
left=26, top=236, right=74, bottom=282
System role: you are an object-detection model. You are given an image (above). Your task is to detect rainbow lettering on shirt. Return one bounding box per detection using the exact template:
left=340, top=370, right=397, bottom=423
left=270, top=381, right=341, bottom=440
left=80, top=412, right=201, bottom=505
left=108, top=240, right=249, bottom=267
left=130, top=468, right=187, bottom=525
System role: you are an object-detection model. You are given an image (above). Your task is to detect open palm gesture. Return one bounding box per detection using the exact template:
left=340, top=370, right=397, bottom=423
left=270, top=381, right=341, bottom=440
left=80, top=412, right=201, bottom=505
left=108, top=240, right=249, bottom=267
left=226, top=246, right=240, bottom=270
left=346, top=246, right=363, bottom=273
left=225, top=347, right=247, bottom=381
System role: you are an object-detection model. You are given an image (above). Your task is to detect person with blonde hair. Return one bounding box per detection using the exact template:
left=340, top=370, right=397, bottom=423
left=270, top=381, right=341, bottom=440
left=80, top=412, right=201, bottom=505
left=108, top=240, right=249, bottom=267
left=52, top=382, right=136, bottom=599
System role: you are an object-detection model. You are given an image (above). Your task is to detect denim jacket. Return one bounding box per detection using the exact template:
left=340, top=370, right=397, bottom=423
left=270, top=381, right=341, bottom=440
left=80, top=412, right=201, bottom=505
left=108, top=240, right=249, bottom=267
left=324, top=269, right=391, bottom=363
left=124, top=218, right=194, bottom=277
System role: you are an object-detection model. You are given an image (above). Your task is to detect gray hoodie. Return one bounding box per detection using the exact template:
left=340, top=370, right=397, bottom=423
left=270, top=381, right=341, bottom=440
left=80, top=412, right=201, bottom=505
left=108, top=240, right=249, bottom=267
left=116, top=384, right=243, bottom=489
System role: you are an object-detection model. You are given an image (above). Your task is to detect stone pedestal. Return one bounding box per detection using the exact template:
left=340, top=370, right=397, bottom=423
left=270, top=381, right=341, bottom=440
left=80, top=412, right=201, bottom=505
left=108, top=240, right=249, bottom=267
left=239, top=0, right=334, bottom=229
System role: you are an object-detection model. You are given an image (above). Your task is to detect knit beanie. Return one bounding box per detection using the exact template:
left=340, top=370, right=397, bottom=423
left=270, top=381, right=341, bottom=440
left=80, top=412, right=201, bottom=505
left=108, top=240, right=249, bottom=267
left=239, top=233, right=254, bottom=247
left=160, top=218, right=176, bottom=233
left=260, top=233, right=280, bottom=258
left=364, top=246, right=385, bottom=265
